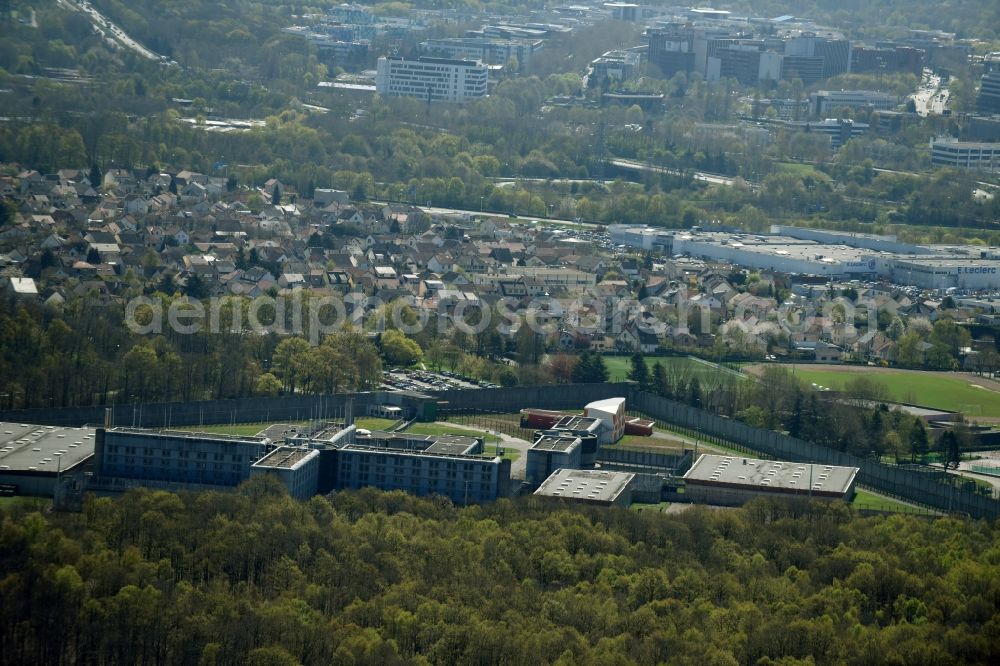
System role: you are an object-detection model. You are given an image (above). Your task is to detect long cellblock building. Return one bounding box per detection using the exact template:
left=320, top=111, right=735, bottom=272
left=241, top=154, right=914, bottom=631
left=375, top=56, right=488, bottom=103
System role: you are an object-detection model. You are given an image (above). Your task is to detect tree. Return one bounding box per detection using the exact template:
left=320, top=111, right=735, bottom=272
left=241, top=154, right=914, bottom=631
left=886, top=317, right=905, bottom=341
left=0, top=198, right=16, bottom=228
left=651, top=361, right=668, bottom=397
left=546, top=353, right=577, bottom=384
left=272, top=337, right=311, bottom=393
left=688, top=376, right=701, bottom=408
left=86, top=247, right=101, bottom=264
left=572, top=352, right=609, bottom=383
left=272, top=184, right=281, bottom=205
left=938, top=430, right=961, bottom=470
left=184, top=274, right=208, bottom=299
left=255, top=372, right=282, bottom=396
left=381, top=329, right=422, bottom=366
left=910, top=420, right=929, bottom=463
left=89, top=163, right=102, bottom=189
left=628, top=352, right=649, bottom=388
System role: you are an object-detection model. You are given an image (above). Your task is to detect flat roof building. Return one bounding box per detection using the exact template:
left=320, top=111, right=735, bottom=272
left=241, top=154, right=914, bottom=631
left=527, top=434, right=582, bottom=485
left=250, top=447, right=320, bottom=500
left=683, top=454, right=859, bottom=505
left=332, top=443, right=509, bottom=505
left=534, top=468, right=636, bottom=507
left=95, top=428, right=272, bottom=491
left=376, top=56, right=488, bottom=103
left=0, top=423, right=96, bottom=496
left=930, top=137, right=1000, bottom=172
left=810, top=90, right=899, bottom=116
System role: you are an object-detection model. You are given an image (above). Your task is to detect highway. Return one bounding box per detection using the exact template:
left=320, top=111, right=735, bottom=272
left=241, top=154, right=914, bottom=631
left=370, top=200, right=603, bottom=229
left=57, top=0, right=164, bottom=62
left=607, top=158, right=742, bottom=187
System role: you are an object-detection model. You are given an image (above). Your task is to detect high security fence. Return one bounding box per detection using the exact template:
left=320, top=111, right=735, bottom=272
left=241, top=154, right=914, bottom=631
left=0, top=383, right=631, bottom=430
left=632, top=391, right=1000, bottom=521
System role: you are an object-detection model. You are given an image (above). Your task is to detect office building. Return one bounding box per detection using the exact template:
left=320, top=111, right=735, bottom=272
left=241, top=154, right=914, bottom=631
left=419, top=37, right=542, bottom=70
left=375, top=56, right=488, bottom=103
left=534, top=468, right=636, bottom=507
left=810, top=90, right=899, bottom=116
left=250, top=447, right=320, bottom=500
left=683, top=454, right=859, bottom=505
left=930, top=137, right=1000, bottom=172
left=977, top=72, right=1000, bottom=115
left=784, top=34, right=851, bottom=79
left=646, top=25, right=696, bottom=77
left=851, top=45, right=924, bottom=77
left=780, top=55, right=825, bottom=85
left=779, top=118, right=869, bottom=149
left=590, top=50, right=642, bottom=85
left=964, top=115, right=1000, bottom=142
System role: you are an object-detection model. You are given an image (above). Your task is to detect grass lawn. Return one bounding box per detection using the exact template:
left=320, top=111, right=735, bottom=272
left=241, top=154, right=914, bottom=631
left=618, top=434, right=686, bottom=451
left=353, top=417, right=398, bottom=431
left=788, top=366, right=1000, bottom=417
left=604, top=355, right=744, bottom=383
left=852, top=489, right=917, bottom=513
left=774, top=162, right=832, bottom=181
left=484, top=448, right=521, bottom=463
left=176, top=423, right=275, bottom=437
left=406, top=422, right=487, bottom=437
left=0, top=496, right=49, bottom=509
left=631, top=501, right=672, bottom=511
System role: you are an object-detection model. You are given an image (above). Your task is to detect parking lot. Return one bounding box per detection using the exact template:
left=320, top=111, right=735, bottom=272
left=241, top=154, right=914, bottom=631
left=381, top=369, right=496, bottom=392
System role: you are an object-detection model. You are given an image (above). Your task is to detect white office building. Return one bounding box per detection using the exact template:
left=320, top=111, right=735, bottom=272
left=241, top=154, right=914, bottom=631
left=376, top=56, right=488, bottom=103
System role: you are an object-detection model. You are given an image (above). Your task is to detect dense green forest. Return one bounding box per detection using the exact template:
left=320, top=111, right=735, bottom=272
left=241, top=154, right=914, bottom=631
left=1, top=481, right=998, bottom=665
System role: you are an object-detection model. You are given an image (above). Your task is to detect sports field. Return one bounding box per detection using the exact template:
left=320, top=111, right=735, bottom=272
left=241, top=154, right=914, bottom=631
left=779, top=365, right=1000, bottom=418
left=604, top=355, right=744, bottom=383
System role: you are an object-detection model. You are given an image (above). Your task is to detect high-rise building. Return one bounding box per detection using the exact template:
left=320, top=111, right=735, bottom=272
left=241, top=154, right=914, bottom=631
left=977, top=72, right=1000, bottom=115
left=419, top=37, right=542, bottom=70
left=647, top=25, right=696, bottom=77
left=851, top=46, right=924, bottom=77
left=375, top=56, right=488, bottom=103
left=785, top=34, right=851, bottom=79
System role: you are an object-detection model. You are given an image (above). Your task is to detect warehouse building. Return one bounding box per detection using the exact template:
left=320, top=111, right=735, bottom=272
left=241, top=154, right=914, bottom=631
left=534, top=468, right=636, bottom=507
left=0, top=423, right=96, bottom=496
left=885, top=257, right=1000, bottom=290
left=683, top=454, right=859, bottom=506
left=667, top=229, right=1000, bottom=289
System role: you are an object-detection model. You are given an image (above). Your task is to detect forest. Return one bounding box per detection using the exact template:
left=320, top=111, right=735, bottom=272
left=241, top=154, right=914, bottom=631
left=1, top=480, right=998, bottom=665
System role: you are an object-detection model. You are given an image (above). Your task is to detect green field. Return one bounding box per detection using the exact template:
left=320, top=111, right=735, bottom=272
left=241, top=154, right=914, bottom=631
left=852, top=489, right=920, bottom=513
left=353, top=417, right=398, bottom=431
left=787, top=366, right=1000, bottom=417
left=406, top=422, right=487, bottom=437
left=176, top=423, right=283, bottom=437
left=604, top=355, right=744, bottom=383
